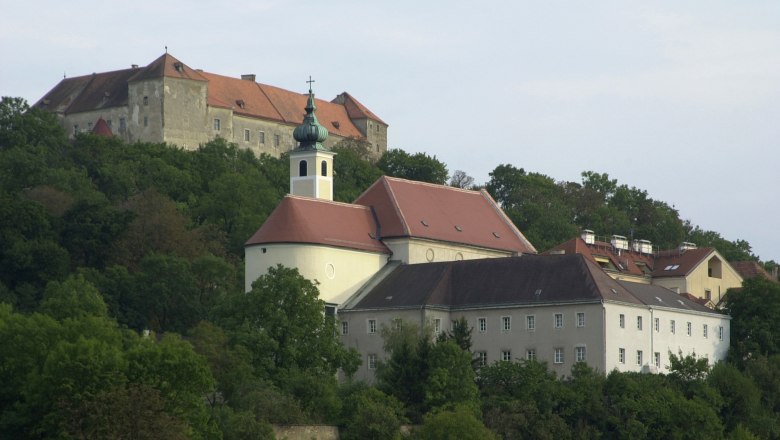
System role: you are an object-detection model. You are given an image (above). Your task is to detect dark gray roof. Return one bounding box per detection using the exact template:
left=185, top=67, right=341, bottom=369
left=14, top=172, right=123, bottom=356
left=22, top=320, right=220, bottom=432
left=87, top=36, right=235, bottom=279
left=617, top=281, right=720, bottom=314
left=347, top=254, right=644, bottom=310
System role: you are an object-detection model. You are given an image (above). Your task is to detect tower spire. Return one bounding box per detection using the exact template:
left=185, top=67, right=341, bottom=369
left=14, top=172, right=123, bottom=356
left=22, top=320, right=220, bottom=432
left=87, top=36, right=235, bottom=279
left=293, top=77, right=329, bottom=151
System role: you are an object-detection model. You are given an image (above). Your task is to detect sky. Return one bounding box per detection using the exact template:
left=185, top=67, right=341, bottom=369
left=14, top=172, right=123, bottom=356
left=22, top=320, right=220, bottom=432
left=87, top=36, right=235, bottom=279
left=1, top=1, right=778, bottom=262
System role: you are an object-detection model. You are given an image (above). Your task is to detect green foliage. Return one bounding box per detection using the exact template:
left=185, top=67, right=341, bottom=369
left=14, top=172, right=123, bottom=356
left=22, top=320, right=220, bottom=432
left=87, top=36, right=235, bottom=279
left=339, top=384, right=406, bottom=440
left=412, top=404, right=497, bottom=440
left=727, top=277, right=780, bottom=364
left=332, top=145, right=383, bottom=202
left=39, top=274, right=108, bottom=320
left=377, top=148, right=448, bottom=184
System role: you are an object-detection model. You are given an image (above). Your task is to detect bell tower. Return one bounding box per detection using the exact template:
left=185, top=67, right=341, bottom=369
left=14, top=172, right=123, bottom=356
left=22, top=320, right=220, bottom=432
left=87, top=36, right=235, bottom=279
left=289, top=78, right=336, bottom=201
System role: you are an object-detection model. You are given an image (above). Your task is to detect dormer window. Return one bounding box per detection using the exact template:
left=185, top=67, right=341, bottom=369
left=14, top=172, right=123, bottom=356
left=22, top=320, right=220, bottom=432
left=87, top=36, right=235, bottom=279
left=236, top=99, right=245, bottom=109
left=173, top=62, right=183, bottom=72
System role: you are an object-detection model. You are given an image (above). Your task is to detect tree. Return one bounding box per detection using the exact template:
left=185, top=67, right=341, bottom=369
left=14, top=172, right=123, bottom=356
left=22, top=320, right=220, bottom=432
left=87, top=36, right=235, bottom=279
left=39, top=275, right=108, bottom=320
left=339, top=384, right=406, bottom=440
left=377, top=148, right=448, bottom=184
left=449, top=170, right=475, bottom=189
left=412, top=404, right=497, bottom=440
left=727, top=277, right=780, bottom=364
left=332, top=145, right=383, bottom=202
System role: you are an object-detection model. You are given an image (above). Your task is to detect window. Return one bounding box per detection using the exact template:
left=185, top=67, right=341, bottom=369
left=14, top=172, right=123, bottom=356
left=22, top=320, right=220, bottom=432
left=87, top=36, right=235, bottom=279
left=213, top=118, right=221, bottom=131
left=143, top=96, right=148, bottom=106
left=368, top=319, right=377, bottom=334
left=368, top=354, right=377, bottom=369
left=477, top=351, right=488, bottom=367
left=671, top=320, right=676, bottom=334
left=654, top=317, right=660, bottom=332
left=321, top=160, right=328, bottom=176
left=119, top=118, right=126, bottom=132
left=526, top=349, right=536, bottom=361
left=392, top=318, right=402, bottom=330
left=637, top=316, right=643, bottom=331
left=501, top=350, right=512, bottom=362
left=244, top=129, right=250, bottom=142
left=73, top=124, right=79, bottom=135
left=619, top=348, right=625, bottom=364
left=258, top=131, right=265, bottom=144
left=478, top=318, right=487, bottom=333
left=654, top=352, right=661, bottom=368
left=619, top=314, right=625, bottom=328
left=703, top=324, right=708, bottom=338
left=274, top=134, right=280, bottom=148
left=341, top=321, right=349, bottom=335
left=576, top=312, right=585, bottom=328
left=687, top=322, right=692, bottom=336
left=554, top=348, right=564, bottom=364
left=705, top=289, right=712, bottom=301
left=106, top=119, right=112, bottom=128
left=502, top=316, right=511, bottom=331
left=143, top=116, right=148, bottom=127
left=554, top=313, right=564, bottom=329
left=87, top=122, right=93, bottom=130
left=299, top=160, right=308, bottom=177
left=526, top=315, right=535, bottom=331
left=719, top=326, right=724, bottom=341
left=636, top=350, right=643, bottom=365
left=434, top=318, right=442, bottom=334
left=575, top=346, right=586, bottom=362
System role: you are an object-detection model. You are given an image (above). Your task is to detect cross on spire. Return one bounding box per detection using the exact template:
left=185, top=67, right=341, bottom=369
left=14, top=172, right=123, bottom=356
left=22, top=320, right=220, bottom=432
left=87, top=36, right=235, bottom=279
left=306, top=76, right=315, bottom=93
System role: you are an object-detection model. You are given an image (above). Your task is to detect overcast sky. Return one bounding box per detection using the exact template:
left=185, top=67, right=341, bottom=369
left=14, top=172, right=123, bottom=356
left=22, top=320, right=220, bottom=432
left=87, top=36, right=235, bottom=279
left=2, top=1, right=778, bottom=262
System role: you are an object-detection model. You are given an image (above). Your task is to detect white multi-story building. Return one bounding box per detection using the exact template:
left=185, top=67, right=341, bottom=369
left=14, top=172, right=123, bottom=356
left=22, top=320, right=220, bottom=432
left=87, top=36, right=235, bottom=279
left=244, top=86, right=730, bottom=382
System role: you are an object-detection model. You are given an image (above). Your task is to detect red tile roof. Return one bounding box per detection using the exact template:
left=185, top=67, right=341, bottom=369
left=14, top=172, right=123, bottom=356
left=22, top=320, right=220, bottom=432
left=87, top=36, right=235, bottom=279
left=245, top=195, right=390, bottom=254
left=730, top=261, right=775, bottom=281
left=546, top=237, right=655, bottom=276
left=354, top=176, right=537, bottom=254
left=34, top=53, right=381, bottom=140
left=652, top=247, right=715, bottom=278
left=333, top=92, right=387, bottom=125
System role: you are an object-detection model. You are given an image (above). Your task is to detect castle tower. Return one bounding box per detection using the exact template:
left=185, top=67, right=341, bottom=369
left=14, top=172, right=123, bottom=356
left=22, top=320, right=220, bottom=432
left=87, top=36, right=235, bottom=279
left=289, top=81, right=336, bottom=201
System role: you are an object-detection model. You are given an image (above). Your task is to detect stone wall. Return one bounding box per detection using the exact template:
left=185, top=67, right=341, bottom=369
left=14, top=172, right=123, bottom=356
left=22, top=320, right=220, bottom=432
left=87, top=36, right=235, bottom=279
left=271, top=425, right=339, bottom=440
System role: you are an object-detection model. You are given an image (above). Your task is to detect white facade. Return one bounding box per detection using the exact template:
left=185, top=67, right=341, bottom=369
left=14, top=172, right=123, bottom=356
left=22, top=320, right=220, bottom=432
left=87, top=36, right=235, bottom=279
left=382, top=237, right=514, bottom=264
left=245, top=243, right=388, bottom=305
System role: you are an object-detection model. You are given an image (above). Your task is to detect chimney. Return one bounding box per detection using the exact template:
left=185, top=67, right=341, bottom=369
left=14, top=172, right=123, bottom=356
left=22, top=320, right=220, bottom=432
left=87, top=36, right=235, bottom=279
left=581, top=229, right=595, bottom=245
left=131, top=64, right=139, bottom=69
left=679, top=242, right=697, bottom=253
left=241, top=74, right=256, bottom=82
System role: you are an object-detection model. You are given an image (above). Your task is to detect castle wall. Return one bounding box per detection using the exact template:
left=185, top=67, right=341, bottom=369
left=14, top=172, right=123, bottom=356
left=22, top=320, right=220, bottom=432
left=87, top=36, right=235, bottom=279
left=161, top=77, right=209, bottom=149
left=61, top=106, right=129, bottom=140
left=128, top=78, right=165, bottom=143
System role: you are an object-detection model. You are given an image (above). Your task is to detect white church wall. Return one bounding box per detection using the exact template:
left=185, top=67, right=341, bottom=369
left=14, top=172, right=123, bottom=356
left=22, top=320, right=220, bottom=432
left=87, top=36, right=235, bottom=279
left=245, top=243, right=388, bottom=304
left=382, top=237, right=512, bottom=264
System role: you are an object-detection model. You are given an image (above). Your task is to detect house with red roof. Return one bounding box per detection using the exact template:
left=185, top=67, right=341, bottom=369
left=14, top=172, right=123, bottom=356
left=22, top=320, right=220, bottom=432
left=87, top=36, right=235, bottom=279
left=546, top=230, right=743, bottom=306
left=244, top=91, right=729, bottom=381
left=34, top=53, right=387, bottom=159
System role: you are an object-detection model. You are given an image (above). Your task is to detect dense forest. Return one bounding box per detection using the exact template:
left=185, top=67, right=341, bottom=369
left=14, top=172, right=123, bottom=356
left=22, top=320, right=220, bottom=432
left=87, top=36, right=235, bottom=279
left=1, top=96, right=780, bottom=439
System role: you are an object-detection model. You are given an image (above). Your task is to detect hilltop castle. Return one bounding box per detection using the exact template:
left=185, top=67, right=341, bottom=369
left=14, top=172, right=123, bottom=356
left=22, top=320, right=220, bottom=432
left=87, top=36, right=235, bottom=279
left=34, top=54, right=387, bottom=159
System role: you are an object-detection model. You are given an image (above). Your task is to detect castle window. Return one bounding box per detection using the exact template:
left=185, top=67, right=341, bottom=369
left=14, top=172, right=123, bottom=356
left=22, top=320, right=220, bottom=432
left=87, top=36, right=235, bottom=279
left=299, top=160, right=308, bottom=177
left=274, top=134, right=280, bottom=148
left=575, top=346, right=586, bottom=362
left=143, top=96, right=148, bottom=106
left=321, top=160, right=327, bottom=176
left=258, top=131, right=265, bottom=144
left=477, top=351, right=487, bottom=367
left=213, top=119, right=221, bottom=131
left=554, top=348, right=564, bottom=364
left=244, top=129, right=250, bottom=142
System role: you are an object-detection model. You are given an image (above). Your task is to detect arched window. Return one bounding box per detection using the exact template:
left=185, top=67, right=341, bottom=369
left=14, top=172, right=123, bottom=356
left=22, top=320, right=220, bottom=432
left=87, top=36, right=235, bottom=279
left=299, top=160, right=307, bottom=177
left=321, top=160, right=328, bottom=176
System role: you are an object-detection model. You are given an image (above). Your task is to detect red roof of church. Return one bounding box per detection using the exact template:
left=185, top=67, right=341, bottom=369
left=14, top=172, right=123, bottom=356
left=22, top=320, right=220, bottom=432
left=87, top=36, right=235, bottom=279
left=730, top=261, right=775, bottom=281
left=354, top=176, right=537, bottom=254
left=245, top=196, right=390, bottom=254
left=335, top=92, right=387, bottom=125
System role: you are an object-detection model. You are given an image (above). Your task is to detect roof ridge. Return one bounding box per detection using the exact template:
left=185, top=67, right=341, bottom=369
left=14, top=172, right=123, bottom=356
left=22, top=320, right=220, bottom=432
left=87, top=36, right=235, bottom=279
left=254, top=82, right=285, bottom=121
left=382, top=175, right=482, bottom=194
left=381, top=176, right=410, bottom=236
left=285, top=194, right=374, bottom=210
left=479, top=189, right=537, bottom=254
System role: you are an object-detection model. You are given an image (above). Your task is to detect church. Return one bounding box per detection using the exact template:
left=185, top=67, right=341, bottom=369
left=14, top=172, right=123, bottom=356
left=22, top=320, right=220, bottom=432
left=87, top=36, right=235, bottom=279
left=245, top=87, right=730, bottom=382
left=34, top=53, right=387, bottom=159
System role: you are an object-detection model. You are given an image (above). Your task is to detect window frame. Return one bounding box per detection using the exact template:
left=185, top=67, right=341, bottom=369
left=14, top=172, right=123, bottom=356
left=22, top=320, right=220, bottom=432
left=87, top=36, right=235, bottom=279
left=636, top=350, right=643, bottom=366
left=476, top=351, right=488, bottom=367
left=619, top=314, right=625, bottom=328
left=554, top=347, right=564, bottom=364
left=619, top=348, right=626, bottom=364
left=526, top=315, right=536, bottom=331
left=368, top=354, right=377, bottom=370
left=526, top=349, right=536, bottom=361
left=501, top=350, right=512, bottom=362
left=576, top=312, right=585, bottom=328
left=244, top=128, right=250, bottom=142
left=367, top=319, right=377, bottom=334
left=502, top=316, right=511, bottom=332
left=341, top=321, right=349, bottom=335
left=213, top=118, right=221, bottom=131
left=637, top=316, right=643, bottom=331
left=478, top=317, right=487, bottom=333
left=554, top=313, right=564, bottom=329
left=575, top=346, right=586, bottom=362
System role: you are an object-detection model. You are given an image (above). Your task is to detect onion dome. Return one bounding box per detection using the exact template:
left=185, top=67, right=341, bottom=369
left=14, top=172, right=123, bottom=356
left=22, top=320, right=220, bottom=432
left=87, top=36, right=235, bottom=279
left=293, top=85, right=329, bottom=151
